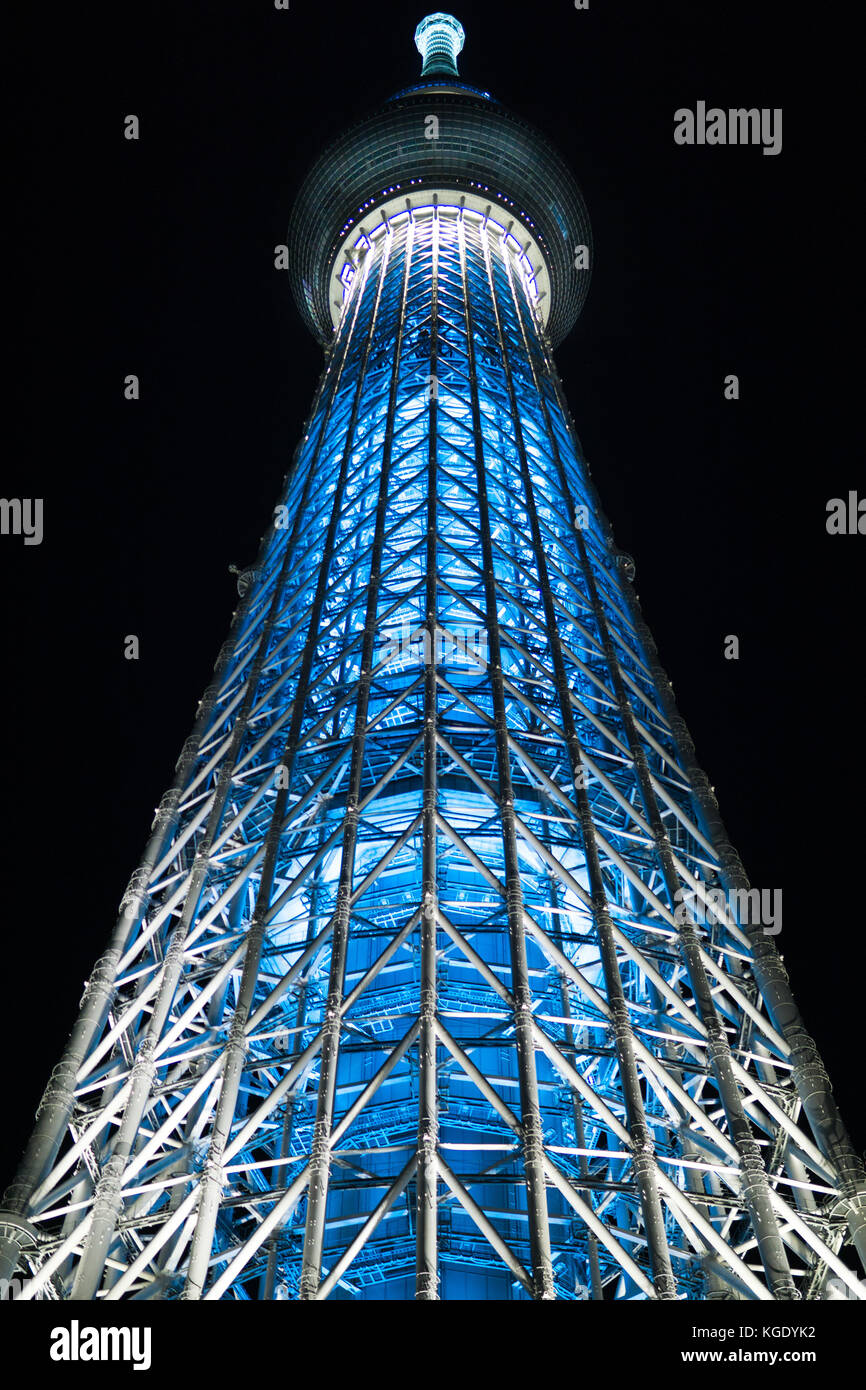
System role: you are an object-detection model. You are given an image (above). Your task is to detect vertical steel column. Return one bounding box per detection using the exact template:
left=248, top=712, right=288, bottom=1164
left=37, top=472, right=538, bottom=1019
left=538, top=355, right=866, bottom=1269
left=644, top=973, right=737, bottom=1300
left=258, top=815, right=335, bottom=1300
left=513, top=292, right=799, bottom=1297
left=66, top=258, right=370, bottom=1303
left=582, top=588, right=798, bottom=1298
left=492, top=235, right=677, bottom=1299
left=546, top=873, right=604, bottom=1300
left=183, top=237, right=393, bottom=1301
left=464, top=217, right=555, bottom=1300
left=613, top=568, right=866, bottom=1268
left=416, top=206, right=440, bottom=1301
left=0, top=360, right=339, bottom=1285
left=297, top=219, right=415, bottom=1300
left=261, top=977, right=307, bottom=1297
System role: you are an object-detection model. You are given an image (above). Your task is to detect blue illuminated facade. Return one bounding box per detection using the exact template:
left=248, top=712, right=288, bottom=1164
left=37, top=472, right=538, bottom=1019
left=2, top=15, right=865, bottom=1303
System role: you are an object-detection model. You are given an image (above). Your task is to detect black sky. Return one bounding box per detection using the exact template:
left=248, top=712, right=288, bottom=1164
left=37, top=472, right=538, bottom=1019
left=3, top=0, right=862, bottom=1196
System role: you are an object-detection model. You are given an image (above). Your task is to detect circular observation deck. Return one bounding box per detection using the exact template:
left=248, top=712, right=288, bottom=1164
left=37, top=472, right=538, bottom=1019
left=287, top=16, right=592, bottom=350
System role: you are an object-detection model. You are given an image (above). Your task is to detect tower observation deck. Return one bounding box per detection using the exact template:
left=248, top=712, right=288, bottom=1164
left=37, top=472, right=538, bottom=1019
left=287, top=13, right=591, bottom=350
left=1, top=14, right=864, bottom=1303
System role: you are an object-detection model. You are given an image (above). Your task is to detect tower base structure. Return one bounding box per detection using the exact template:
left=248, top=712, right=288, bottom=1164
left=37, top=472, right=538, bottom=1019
left=2, top=14, right=864, bottom=1303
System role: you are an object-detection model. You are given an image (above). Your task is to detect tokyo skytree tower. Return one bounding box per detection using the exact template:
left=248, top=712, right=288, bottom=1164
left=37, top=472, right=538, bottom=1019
left=2, top=13, right=864, bottom=1301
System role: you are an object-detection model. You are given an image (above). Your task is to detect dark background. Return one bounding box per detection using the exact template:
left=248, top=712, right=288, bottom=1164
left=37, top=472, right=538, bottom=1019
left=3, top=0, right=862, bottom=1200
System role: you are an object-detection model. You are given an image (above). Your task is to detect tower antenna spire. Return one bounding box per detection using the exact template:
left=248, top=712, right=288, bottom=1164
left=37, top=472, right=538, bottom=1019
left=414, top=12, right=465, bottom=78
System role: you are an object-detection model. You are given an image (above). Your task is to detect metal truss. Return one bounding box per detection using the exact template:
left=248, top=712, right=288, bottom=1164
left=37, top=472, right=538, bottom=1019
left=3, top=202, right=865, bottom=1302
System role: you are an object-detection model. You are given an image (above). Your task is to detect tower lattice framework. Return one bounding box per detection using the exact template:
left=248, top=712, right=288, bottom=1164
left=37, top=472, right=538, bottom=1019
left=2, top=14, right=864, bottom=1303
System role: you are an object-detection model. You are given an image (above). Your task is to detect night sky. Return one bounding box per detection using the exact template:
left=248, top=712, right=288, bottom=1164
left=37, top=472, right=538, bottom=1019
left=3, top=0, right=862, bottom=1201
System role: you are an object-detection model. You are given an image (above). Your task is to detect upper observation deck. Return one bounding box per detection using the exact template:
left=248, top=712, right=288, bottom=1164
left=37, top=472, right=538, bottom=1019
left=287, top=13, right=592, bottom=349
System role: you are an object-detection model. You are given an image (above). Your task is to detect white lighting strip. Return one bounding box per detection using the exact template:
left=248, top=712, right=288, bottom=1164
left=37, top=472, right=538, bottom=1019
left=328, top=188, right=552, bottom=331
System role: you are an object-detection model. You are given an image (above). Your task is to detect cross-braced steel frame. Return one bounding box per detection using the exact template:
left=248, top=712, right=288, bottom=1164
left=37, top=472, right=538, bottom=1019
left=2, top=199, right=864, bottom=1303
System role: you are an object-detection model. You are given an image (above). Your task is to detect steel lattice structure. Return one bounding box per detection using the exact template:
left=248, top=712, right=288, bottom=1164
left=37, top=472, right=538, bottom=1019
left=2, top=14, right=865, bottom=1303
